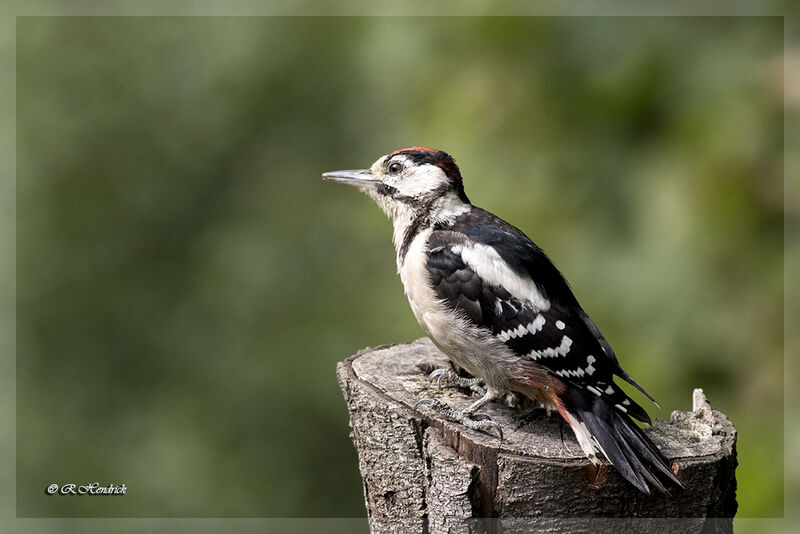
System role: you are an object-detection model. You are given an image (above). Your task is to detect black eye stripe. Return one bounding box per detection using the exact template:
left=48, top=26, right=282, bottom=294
left=377, top=183, right=399, bottom=196
left=376, top=183, right=416, bottom=204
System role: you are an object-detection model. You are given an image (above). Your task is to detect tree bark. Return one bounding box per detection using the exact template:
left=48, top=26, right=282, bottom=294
left=337, top=338, right=737, bottom=534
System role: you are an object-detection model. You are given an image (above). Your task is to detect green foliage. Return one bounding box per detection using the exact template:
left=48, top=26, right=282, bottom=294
left=16, top=16, right=783, bottom=517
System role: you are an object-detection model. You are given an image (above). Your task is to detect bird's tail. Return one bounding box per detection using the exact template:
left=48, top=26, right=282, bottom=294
left=557, top=384, right=685, bottom=495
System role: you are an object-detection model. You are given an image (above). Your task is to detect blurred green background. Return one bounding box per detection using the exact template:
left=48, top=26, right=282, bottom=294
left=16, top=16, right=783, bottom=518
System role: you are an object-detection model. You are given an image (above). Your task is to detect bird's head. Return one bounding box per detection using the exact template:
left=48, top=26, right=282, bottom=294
left=323, top=147, right=470, bottom=221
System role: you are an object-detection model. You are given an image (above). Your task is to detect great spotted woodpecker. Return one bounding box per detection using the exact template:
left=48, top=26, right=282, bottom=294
left=323, top=147, right=684, bottom=494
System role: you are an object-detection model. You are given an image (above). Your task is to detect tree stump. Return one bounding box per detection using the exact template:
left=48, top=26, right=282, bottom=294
left=336, top=338, right=737, bottom=534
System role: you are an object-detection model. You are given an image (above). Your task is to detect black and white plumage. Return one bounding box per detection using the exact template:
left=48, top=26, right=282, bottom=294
left=323, top=147, right=684, bottom=495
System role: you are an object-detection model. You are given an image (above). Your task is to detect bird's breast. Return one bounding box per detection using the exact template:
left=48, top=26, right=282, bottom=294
left=398, top=229, right=514, bottom=389
left=398, top=228, right=437, bottom=331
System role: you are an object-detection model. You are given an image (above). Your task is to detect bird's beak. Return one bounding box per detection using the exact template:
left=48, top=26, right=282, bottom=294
left=321, top=169, right=379, bottom=190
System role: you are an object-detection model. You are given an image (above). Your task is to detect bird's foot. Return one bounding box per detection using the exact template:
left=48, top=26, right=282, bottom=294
left=415, top=384, right=504, bottom=440
left=414, top=398, right=503, bottom=439
left=428, top=368, right=487, bottom=396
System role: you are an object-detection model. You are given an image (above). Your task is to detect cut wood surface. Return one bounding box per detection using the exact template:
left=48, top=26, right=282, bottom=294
left=337, top=338, right=737, bottom=534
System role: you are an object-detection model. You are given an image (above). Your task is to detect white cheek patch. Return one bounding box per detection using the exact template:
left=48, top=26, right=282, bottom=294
left=393, top=164, right=449, bottom=197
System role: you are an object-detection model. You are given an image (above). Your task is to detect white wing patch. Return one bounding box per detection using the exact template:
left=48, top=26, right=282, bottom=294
left=554, top=367, right=585, bottom=379
left=497, top=324, right=528, bottom=342
left=585, top=355, right=596, bottom=376
left=528, top=335, right=572, bottom=360
left=452, top=243, right=551, bottom=311
left=496, top=313, right=545, bottom=342
left=526, top=313, right=546, bottom=334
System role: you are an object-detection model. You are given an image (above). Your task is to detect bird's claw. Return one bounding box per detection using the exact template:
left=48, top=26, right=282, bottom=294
left=428, top=369, right=452, bottom=388
left=414, top=397, right=503, bottom=440
left=414, top=397, right=443, bottom=412
left=469, top=418, right=504, bottom=441
left=427, top=368, right=486, bottom=395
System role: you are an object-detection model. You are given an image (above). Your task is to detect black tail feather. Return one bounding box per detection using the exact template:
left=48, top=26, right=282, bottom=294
left=614, top=411, right=684, bottom=486
left=563, top=386, right=685, bottom=495
left=614, top=366, right=659, bottom=407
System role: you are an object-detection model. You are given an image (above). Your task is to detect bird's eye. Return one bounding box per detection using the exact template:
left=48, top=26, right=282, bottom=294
left=388, top=161, right=404, bottom=175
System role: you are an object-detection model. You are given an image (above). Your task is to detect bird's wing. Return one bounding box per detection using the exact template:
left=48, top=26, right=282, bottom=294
left=427, top=214, right=654, bottom=423
left=447, top=208, right=657, bottom=399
